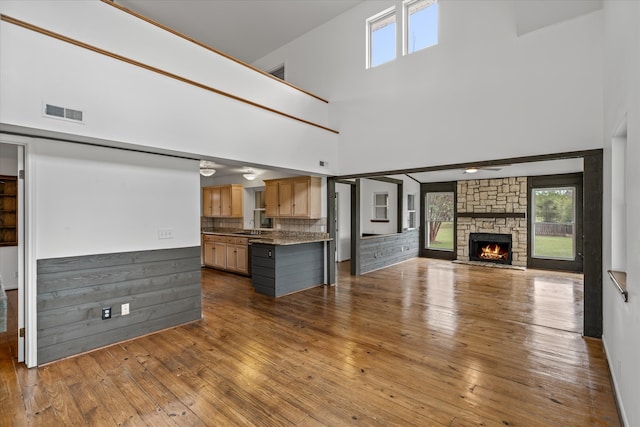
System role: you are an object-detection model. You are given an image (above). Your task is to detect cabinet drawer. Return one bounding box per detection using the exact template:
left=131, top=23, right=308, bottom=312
left=226, top=236, right=248, bottom=245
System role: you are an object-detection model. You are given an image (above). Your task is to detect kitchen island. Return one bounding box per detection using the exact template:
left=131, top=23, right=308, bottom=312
left=202, top=229, right=331, bottom=297
left=251, top=240, right=326, bottom=297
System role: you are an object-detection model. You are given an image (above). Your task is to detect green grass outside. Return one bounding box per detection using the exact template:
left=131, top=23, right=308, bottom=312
left=428, top=222, right=454, bottom=250
left=533, top=235, right=574, bottom=259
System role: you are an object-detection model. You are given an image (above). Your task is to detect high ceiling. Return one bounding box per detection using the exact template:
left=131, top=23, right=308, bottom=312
left=113, top=0, right=598, bottom=181
left=116, top=0, right=363, bottom=64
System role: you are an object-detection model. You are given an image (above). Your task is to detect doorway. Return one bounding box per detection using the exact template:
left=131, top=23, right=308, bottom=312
left=527, top=173, right=584, bottom=272
left=420, top=182, right=456, bottom=260
left=0, top=140, right=26, bottom=363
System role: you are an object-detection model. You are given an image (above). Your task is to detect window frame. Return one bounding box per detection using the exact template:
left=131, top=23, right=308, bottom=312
left=407, top=193, right=417, bottom=229
left=373, top=192, right=389, bottom=221
left=402, top=0, right=438, bottom=56
left=366, top=6, right=397, bottom=69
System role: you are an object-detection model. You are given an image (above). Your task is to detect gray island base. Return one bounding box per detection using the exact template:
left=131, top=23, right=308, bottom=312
left=251, top=241, right=324, bottom=297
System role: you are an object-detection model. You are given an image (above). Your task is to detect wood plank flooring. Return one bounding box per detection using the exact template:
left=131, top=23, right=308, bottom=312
left=0, top=258, right=621, bottom=426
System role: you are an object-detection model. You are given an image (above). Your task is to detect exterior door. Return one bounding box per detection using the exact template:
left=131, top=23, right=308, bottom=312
left=528, top=173, right=583, bottom=272
left=420, top=182, right=456, bottom=260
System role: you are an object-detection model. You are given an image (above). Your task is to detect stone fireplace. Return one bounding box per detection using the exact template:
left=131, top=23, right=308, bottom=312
left=456, top=177, right=527, bottom=267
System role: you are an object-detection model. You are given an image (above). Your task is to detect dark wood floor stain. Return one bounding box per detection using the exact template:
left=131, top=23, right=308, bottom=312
left=0, top=259, right=620, bottom=426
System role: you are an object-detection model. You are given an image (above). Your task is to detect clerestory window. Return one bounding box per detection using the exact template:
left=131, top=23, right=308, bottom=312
left=366, top=6, right=396, bottom=69
left=403, top=0, right=439, bottom=55
left=366, top=0, right=438, bottom=68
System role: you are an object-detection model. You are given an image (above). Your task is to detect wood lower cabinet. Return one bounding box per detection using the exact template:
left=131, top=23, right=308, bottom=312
left=264, top=176, right=321, bottom=219
left=202, top=234, right=249, bottom=275
left=226, top=244, right=248, bottom=274
left=202, top=184, right=243, bottom=218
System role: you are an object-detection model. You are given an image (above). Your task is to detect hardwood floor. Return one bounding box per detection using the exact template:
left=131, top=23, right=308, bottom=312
left=0, top=258, right=620, bottom=426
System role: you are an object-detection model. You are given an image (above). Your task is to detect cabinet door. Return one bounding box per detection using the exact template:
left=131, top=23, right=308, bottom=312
left=202, top=188, right=214, bottom=217
left=211, top=187, right=222, bottom=217
left=233, top=245, right=249, bottom=274
left=220, top=186, right=232, bottom=217
left=277, top=180, right=294, bottom=217
left=203, top=242, right=215, bottom=266
left=226, top=244, right=247, bottom=273
left=230, top=185, right=243, bottom=218
left=292, top=177, right=310, bottom=217
left=265, top=181, right=279, bottom=217
left=212, top=242, right=226, bottom=268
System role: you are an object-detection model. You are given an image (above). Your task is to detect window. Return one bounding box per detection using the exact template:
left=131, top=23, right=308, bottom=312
left=367, top=7, right=396, bottom=68
left=403, top=0, right=438, bottom=55
left=268, top=64, right=285, bottom=80
left=373, top=192, right=389, bottom=220
left=253, top=190, right=272, bottom=229
left=531, top=187, right=576, bottom=260
left=425, top=191, right=453, bottom=251
left=407, top=193, right=416, bottom=229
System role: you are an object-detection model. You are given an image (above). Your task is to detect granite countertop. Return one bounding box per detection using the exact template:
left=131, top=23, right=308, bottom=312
left=202, top=228, right=332, bottom=246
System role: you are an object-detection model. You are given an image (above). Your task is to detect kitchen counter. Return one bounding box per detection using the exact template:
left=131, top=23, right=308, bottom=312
left=201, top=229, right=331, bottom=246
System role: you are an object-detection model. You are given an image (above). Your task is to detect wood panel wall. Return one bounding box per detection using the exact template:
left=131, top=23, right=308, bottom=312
left=36, top=246, right=202, bottom=364
left=358, top=230, right=419, bottom=275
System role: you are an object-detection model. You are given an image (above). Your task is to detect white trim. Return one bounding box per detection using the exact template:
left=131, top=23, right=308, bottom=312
left=602, top=335, right=629, bottom=426
left=0, top=133, right=37, bottom=367
left=365, top=5, right=396, bottom=69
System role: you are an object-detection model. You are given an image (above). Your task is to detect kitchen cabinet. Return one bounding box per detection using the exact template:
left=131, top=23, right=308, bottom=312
left=264, top=176, right=321, bottom=218
left=202, top=234, right=249, bottom=275
left=202, top=184, right=243, bottom=218
left=0, top=175, right=17, bottom=247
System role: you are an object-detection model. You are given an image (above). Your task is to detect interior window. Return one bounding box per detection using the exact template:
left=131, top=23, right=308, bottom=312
left=373, top=192, right=389, bottom=220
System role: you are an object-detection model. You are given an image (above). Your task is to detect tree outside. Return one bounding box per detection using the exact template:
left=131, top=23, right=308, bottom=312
left=426, top=192, right=454, bottom=250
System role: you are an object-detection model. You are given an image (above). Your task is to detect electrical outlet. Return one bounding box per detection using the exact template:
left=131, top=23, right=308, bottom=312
left=102, top=307, right=112, bottom=320
left=158, top=228, right=174, bottom=239
left=121, top=303, right=130, bottom=316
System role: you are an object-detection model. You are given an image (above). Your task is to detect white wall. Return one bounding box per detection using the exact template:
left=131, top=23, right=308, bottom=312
left=0, top=0, right=338, bottom=177
left=0, top=143, right=18, bottom=289
left=31, top=139, right=200, bottom=259
left=602, top=1, right=640, bottom=425
left=360, top=179, right=398, bottom=236
left=253, top=0, right=603, bottom=176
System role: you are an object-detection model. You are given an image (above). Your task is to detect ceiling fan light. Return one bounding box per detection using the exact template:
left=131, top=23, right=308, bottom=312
left=200, top=168, right=216, bottom=177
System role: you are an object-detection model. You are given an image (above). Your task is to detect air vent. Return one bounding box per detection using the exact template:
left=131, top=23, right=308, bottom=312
left=44, top=103, right=84, bottom=123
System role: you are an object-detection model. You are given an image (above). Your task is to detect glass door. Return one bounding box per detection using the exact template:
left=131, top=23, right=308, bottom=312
left=528, top=173, right=583, bottom=272
left=420, top=182, right=456, bottom=260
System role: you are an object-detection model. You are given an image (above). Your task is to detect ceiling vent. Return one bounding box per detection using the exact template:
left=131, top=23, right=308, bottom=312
left=44, top=103, right=84, bottom=123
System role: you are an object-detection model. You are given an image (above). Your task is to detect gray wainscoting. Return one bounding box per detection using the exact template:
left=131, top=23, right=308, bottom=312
left=358, top=230, right=419, bottom=275
left=37, top=246, right=201, bottom=365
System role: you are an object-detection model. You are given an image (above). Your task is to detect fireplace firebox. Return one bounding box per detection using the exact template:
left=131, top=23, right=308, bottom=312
left=469, top=232, right=512, bottom=265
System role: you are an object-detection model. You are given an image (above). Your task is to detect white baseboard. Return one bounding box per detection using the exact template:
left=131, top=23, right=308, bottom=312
left=602, top=335, right=628, bottom=426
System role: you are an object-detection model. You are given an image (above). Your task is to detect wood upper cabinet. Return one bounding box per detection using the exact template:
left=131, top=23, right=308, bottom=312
left=264, top=176, right=321, bottom=219
left=202, top=184, right=243, bottom=218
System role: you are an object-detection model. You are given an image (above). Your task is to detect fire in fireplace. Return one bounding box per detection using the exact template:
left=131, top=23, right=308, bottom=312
left=469, top=232, right=512, bottom=265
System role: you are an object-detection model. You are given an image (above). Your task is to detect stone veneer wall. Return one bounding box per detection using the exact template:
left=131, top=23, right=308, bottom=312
left=456, top=177, right=528, bottom=267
